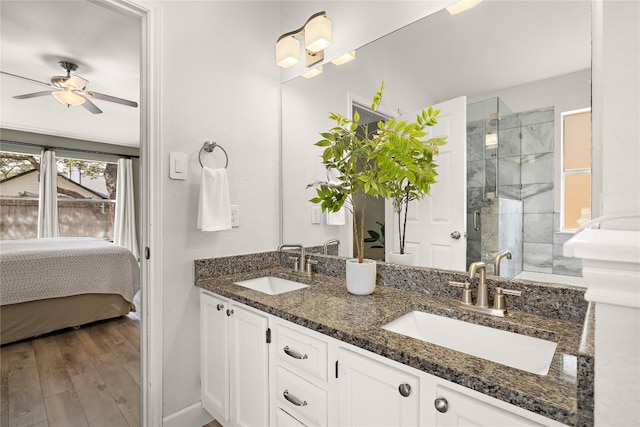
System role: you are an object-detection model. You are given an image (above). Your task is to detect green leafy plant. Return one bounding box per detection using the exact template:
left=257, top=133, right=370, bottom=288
left=364, top=221, right=385, bottom=249
left=308, top=81, right=446, bottom=263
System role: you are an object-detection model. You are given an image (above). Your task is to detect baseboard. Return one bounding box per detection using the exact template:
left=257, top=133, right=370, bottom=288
left=163, top=401, right=214, bottom=427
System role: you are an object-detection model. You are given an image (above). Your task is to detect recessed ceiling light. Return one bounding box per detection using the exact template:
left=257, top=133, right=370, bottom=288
left=446, top=0, right=482, bottom=15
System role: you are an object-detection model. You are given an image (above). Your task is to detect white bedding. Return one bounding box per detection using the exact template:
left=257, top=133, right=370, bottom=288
left=0, top=237, right=140, bottom=306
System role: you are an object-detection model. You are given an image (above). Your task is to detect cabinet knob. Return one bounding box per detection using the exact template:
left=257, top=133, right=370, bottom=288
left=226, top=309, right=234, bottom=317
left=434, top=397, right=449, bottom=413
left=398, top=383, right=411, bottom=397
left=283, top=390, right=307, bottom=407
left=216, top=304, right=224, bottom=311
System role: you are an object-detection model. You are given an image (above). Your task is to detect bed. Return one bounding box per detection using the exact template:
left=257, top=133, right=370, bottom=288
left=0, top=237, right=140, bottom=345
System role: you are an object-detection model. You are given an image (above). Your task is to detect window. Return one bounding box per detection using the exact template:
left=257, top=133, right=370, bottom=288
left=0, top=151, right=117, bottom=240
left=561, top=109, right=592, bottom=231
left=56, top=157, right=117, bottom=239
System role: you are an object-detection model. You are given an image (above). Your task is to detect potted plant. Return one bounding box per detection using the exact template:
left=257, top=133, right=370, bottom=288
left=309, top=81, right=446, bottom=294
left=388, top=126, right=444, bottom=265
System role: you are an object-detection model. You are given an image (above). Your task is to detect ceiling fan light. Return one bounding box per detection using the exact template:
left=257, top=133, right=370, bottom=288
left=65, top=75, right=88, bottom=90
left=276, top=36, right=301, bottom=68
left=305, top=15, right=332, bottom=53
left=52, top=90, right=85, bottom=107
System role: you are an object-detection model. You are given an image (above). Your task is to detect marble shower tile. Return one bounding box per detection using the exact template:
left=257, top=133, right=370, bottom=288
left=521, top=183, right=554, bottom=200
left=523, top=188, right=554, bottom=214
left=467, top=187, right=483, bottom=212
left=467, top=132, right=484, bottom=161
left=521, top=153, right=554, bottom=185
left=498, top=156, right=521, bottom=186
left=521, top=122, right=554, bottom=155
left=523, top=242, right=553, bottom=273
left=467, top=160, right=484, bottom=188
left=498, top=127, right=521, bottom=157
left=485, top=158, right=497, bottom=188
left=553, top=243, right=583, bottom=277
left=518, top=107, right=554, bottom=126
left=524, top=213, right=554, bottom=243
left=497, top=185, right=521, bottom=200
left=499, top=113, right=521, bottom=130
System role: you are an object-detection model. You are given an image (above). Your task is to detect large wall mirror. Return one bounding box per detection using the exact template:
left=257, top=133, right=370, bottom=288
left=281, top=1, right=592, bottom=283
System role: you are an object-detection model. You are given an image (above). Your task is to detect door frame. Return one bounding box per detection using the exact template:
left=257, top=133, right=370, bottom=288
left=102, top=1, right=163, bottom=425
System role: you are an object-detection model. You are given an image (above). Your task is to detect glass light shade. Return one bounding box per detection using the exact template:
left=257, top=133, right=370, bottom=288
left=65, top=75, right=88, bottom=90
left=302, top=66, right=323, bottom=79
left=331, top=50, right=356, bottom=66
left=305, top=15, right=332, bottom=53
left=446, top=0, right=482, bottom=15
left=276, top=36, right=301, bottom=68
left=52, top=90, right=86, bottom=106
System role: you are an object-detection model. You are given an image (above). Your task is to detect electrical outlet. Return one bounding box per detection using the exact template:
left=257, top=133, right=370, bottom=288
left=230, top=205, right=240, bottom=227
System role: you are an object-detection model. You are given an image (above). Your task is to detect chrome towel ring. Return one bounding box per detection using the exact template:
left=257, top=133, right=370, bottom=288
left=198, top=141, right=229, bottom=168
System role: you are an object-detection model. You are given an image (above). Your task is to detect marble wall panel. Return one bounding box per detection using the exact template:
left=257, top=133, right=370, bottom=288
left=521, top=122, right=554, bottom=155
left=524, top=213, right=554, bottom=243
left=523, top=242, right=553, bottom=273
left=521, top=153, right=554, bottom=185
left=498, top=157, right=521, bottom=186
left=518, top=107, right=554, bottom=126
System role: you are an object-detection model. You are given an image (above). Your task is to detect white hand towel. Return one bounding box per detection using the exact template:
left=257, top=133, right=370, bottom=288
left=326, top=207, right=346, bottom=225
left=197, top=167, right=232, bottom=232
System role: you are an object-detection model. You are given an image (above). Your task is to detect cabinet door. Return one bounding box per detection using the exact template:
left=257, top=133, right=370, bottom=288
left=200, top=291, right=230, bottom=422
left=229, top=303, right=270, bottom=427
left=434, top=385, right=545, bottom=426
left=337, top=348, right=420, bottom=427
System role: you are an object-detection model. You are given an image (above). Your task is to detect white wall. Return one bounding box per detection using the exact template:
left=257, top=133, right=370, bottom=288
left=599, top=0, right=640, bottom=217
left=158, top=1, right=280, bottom=418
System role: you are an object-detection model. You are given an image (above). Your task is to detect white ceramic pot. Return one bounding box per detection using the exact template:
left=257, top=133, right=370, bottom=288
left=388, top=251, right=417, bottom=266
left=345, top=259, right=377, bottom=295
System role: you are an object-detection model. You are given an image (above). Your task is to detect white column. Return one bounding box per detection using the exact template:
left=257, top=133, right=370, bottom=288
left=565, top=228, right=640, bottom=426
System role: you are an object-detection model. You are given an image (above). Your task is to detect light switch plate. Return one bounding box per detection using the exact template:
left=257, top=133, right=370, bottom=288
left=311, top=206, right=321, bottom=224
left=230, top=205, right=240, bottom=227
left=169, top=152, right=187, bottom=180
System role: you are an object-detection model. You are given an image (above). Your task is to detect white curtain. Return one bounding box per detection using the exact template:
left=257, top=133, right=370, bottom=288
left=114, top=158, right=140, bottom=260
left=37, top=150, right=59, bottom=238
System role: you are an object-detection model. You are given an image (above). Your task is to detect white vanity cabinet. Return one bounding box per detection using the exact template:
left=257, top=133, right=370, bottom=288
left=200, top=290, right=270, bottom=427
left=270, top=318, right=333, bottom=426
left=200, top=289, right=568, bottom=427
left=336, top=347, right=421, bottom=426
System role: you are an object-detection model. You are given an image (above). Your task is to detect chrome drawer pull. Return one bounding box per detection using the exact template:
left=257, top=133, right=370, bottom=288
left=283, top=346, right=308, bottom=360
left=283, top=390, right=307, bottom=407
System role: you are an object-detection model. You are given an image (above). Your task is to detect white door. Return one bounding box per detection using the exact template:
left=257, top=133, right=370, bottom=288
left=200, top=292, right=230, bottom=423
left=387, top=96, right=467, bottom=271
left=337, top=348, right=420, bottom=426
left=229, top=304, right=270, bottom=427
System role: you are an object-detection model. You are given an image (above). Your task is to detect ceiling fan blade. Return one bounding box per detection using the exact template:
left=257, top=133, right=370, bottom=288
left=1, top=71, right=53, bottom=88
left=85, top=90, right=138, bottom=108
left=80, top=96, right=103, bottom=114
left=13, top=90, right=54, bottom=99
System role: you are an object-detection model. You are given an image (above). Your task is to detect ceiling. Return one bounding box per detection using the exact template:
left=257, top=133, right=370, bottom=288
left=0, top=1, right=141, bottom=147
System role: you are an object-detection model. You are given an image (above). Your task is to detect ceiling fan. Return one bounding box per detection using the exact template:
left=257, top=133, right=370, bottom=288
left=0, top=60, right=138, bottom=114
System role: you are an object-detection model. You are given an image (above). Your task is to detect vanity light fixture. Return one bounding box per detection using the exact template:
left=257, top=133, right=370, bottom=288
left=302, top=66, right=323, bottom=79
left=276, top=11, right=332, bottom=68
left=52, top=89, right=86, bottom=107
left=331, top=50, right=356, bottom=66
left=446, top=0, right=482, bottom=15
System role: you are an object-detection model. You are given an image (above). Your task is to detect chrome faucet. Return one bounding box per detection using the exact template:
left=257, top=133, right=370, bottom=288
left=493, top=249, right=512, bottom=276
left=323, top=238, right=340, bottom=255
left=278, top=243, right=306, bottom=272
left=468, top=261, right=489, bottom=308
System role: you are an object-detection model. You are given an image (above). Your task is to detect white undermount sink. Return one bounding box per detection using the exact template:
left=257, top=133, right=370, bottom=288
left=382, top=310, right=558, bottom=375
left=233, top=276, right=308, bottom=295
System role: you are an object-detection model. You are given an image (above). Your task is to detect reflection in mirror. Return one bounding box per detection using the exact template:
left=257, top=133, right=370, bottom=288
left=281, top=1, right=591, bottom=283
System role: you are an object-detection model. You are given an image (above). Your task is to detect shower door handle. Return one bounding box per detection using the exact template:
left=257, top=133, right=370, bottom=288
left=473, top=211, right=480, bottom=231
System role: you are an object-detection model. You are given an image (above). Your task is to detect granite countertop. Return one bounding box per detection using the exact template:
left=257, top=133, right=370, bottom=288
left=196, top=267, right=585, bottom=426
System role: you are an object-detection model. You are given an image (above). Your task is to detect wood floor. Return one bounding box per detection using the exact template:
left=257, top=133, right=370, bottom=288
left=1, top=314, right=140, bottom=427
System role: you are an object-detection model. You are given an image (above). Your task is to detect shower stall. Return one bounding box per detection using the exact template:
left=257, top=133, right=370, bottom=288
left=466, top=97, right=523, bottom=277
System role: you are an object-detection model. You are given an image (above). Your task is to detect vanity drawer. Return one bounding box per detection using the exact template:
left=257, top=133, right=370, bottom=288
left=276, top=366, right=328, bottom=427
left=275, top=323, right=328, bottom=382
left=276, top=408, right=307, bottom=427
